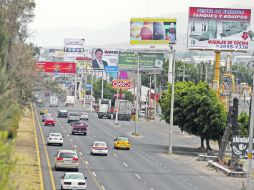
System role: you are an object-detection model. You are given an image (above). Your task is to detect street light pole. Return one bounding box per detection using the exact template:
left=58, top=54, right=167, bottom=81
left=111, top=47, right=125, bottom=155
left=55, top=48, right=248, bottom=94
left=101, top=70, right=104, bottom=100
left=115, top=72, right=120, bottom=125
left=168, top=46, right=175, bottom=154
left=246, top=75, right=254, bottom=190
left=135, top=52, right=140, bottom=135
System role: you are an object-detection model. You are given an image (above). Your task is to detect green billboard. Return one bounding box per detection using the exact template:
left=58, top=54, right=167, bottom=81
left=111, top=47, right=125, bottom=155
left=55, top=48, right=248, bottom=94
left=118, top=52, right=164, bottom=68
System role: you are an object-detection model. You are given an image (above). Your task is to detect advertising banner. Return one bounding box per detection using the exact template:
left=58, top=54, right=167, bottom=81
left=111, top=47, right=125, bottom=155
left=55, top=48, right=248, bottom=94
left=64, top=38, right=85, bottom=62
left=112, top=80, right=131, bottom=89
left=232, top=136, right=254, bottom=158
left=75, top=57, right=92, bottom=73
left=118, top=52, right=164, bottom=68
left=130, top=18, right=176, bottom=45
left=187, top=7, right=252, bottom=51
left=92, top=48, right=119, bottom=70
left=36, top=62, right=76, bottom=74
left=105, top=66, right=119, bottom=74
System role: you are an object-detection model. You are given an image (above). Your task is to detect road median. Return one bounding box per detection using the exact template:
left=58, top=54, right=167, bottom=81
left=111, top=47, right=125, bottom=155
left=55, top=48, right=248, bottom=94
left=9, top=107, right=43, bottom=190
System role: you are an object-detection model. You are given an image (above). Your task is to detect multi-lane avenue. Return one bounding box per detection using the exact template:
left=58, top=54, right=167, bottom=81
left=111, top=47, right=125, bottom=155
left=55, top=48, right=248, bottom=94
left=33, top=101, right=243, bottom=190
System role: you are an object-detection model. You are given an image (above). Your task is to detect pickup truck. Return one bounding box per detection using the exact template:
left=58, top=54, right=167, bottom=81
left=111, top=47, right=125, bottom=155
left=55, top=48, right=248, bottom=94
left=71, top=121, right=88, bottom=135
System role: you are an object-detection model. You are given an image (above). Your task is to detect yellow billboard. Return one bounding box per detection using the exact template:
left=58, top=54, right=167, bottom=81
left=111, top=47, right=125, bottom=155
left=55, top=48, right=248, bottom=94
left=130, top=18, right=176, bottom=45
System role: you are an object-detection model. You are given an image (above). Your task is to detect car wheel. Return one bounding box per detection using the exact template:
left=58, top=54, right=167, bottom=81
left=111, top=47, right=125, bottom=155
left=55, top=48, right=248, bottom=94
left=105, top=154, right=108, bottom=156
left=61, top=185, right=63, bottom=190
left=60, top=143, right=63, bottom=146
left=68, top=120, right=70, bottom=123
left=55, top=165, right=58, bottom=171
left=91, top=152, right=93, bottom=155
left=72, top=132, right=74, bottom=135
left=84, top=133, right=87, bottom=136
left=75, top=168, right=79, bottom=172
left=44, top=124, right=47, bottom=126
left=47, top=143, right=50, bottom=146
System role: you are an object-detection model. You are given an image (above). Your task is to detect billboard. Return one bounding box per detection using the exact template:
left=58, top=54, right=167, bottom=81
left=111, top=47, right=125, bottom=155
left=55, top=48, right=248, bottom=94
left=130, top=18, right=176, bottom=45
left=75, top=57, right=92, bottom=73
left=92, top=48, right=119, bottom=70
left=112, top=80, right=131, bottom=89
left=64, top=38, right=85, bottom=62
left=118, top=52, right=164, bottom=68
left=187, top=7, right=251, bottom=51
left=36, top=62, right=76, bottom=74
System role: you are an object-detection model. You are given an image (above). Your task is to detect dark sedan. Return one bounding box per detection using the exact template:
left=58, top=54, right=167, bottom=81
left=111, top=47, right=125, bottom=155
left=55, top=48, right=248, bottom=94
left=71, top=121, right=88, bottom=135
left=58, top=110, right=68, bottom=118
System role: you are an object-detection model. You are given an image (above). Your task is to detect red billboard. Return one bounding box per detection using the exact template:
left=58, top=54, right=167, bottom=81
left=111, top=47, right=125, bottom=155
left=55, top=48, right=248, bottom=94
left=36, top=61, right=76, bottom=74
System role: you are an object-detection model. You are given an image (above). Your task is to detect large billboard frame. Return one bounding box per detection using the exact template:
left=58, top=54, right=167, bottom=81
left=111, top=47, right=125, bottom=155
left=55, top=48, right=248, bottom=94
left=187, top=7, right=252, bottom=52
left=130, top=18, right=176, bottom=45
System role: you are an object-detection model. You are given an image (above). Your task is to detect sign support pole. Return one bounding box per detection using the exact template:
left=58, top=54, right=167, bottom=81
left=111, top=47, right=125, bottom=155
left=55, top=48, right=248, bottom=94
left=135, top=52, right=140, bottom=135
left=101, top=70, right=104, bottom=100
left=90, top=71, right=94, bottom=112
left=115, top=72, right=120, bottom=125
left=247, top=75, right=254, bottom=190
left=168, top=45, right=175, bottom=154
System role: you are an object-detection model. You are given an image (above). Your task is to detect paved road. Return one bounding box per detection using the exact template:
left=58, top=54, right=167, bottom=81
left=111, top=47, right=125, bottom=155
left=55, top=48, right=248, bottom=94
left=34, top=100, right=245, bottom=190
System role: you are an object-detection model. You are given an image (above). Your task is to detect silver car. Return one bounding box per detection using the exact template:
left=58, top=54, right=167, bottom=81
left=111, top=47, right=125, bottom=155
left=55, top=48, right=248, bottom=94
left=55, top=150, right=79, bottom=171
left=68, top=112, right=80, bottom=123
left=80, top=112, right=88, bottom=120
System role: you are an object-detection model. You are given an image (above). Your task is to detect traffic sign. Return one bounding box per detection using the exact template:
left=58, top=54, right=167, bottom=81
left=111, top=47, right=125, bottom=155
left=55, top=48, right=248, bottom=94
left=112, top=80, right=131, bottom=89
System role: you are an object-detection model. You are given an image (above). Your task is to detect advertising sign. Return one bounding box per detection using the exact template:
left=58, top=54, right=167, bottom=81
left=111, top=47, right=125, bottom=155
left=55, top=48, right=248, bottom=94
left=36, top=62, right=76, bottom=74
left=232, top=136, right=254, bottom=158
left=64, top=38, right=85, bottom=62
left=92, top=48, right=119, bottom=70
left=76, top=57, right=92, bottom=73
left=187, top=7, right=252, bottom=51
left=105, top=66, right=119, bottom=74
left=112, top=80, right=131, bottom=89
left=118, top=52, right=164, bottom=68
left=130, top=18, right=176, bottom=45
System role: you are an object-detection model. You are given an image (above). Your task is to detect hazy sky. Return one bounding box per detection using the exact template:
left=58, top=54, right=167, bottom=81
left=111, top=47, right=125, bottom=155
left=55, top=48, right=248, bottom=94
left=30, top=0, right=253, bottom=30
left=29, top=0, right=254, bottom=47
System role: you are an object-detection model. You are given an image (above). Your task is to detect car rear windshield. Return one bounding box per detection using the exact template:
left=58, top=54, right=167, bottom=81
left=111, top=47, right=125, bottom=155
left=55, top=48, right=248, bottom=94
left=50, top=133, right=61, bottom=137
left=70, top=112, right=79, bottom=116
left=94, top=142, right=106, bottom=146
left=65, top=173, right=84, bottom=180
left=59, top=152, right=76, bottom=158
left=118, top=137, right=129, bottom=141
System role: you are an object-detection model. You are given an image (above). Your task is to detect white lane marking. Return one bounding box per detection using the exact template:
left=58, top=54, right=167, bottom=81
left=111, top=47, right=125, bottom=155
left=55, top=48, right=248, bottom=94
left=123, top=162, right=128, bottom=167
left=92, top=171, right=97, bottom=177
left=135, top=173, right=141, bottom=180
left=64, top=130, right=67, bottom=132
left=74, top=145, right=77, bottom=148
left=93, top=135, right=96, bottom=138
left=67, top=134, right=70, bottom=137
left=113, top=153, right=118, bottom=158
left=150, top=188, right=155, bottom=190
left=79, top=152, right=83, bottom=156
left=70, top=139, right=73, bottom=142
left=187, top=183, right=193, bottom=186
left=85, top=161, right=89, bottom=165
left=101, top=185, right=106, bottom=190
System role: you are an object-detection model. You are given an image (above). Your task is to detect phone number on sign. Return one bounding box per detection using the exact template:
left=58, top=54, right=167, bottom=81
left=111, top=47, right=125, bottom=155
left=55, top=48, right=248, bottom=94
left=215, top=44, right=248, bottom=50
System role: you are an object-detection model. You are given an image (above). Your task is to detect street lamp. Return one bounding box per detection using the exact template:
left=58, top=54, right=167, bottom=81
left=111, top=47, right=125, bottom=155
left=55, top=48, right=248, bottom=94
left=168, top=45, right=175, bottom=154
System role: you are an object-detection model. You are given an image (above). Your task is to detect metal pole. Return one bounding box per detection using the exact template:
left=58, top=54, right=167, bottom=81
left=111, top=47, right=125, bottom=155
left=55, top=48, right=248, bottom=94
left=115, top=72, right=120, bottom=125
left=183, top=62, right=185, bottom=82
left=74, top=74, right=77, bottom=100
left=154, top=71, right=157, bottom=117
left=101, top=70, right=104, bottom=100
left=169, top=46, right=175, bottom=154
left=135, top=53, right=140, bottom=134
left=90, top=71, right=94, bottom=112
left=247, top=75, right=254, bottom=190
left=168, top=52, right=173, bottom=83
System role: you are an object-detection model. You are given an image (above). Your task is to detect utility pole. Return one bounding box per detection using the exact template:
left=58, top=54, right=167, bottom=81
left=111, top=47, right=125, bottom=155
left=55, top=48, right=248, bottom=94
left=183, top=62, right=185, bottom=82
left=168, top=45, right=175, bottom=154
left=101, top=70, right=104, bottom=100
left=135, top=52, right=140, bottom=135
left=246, top=75, right=254, bottom=190
left=154, top=71, right=157, bottom=117
left=90, top=71, right=94, bottom=112
left=115, top=72, right=120, bottom=125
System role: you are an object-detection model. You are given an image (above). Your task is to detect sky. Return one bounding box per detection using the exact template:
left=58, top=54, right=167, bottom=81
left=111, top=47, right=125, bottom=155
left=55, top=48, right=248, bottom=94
left=29, top=0, right=254, bottom=47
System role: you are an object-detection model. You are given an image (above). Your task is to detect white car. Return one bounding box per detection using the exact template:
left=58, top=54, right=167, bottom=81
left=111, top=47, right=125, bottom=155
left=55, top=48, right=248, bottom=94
left=47, top=133, right=63, bottom=146
left=91, top=141, right=108, bottom=156
left=80, top=112, right=88, bottom=120
left=55, top=150, right=79, bottom=171
left=60, top=172, right=87, bottom=190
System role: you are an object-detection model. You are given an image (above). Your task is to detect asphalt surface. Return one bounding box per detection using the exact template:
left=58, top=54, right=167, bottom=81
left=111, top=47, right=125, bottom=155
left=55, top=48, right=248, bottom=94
left=34, top=100, right=245, bottom=190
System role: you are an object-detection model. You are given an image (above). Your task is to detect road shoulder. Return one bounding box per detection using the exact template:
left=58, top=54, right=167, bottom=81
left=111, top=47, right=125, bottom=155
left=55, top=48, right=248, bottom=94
left=9, top=107, right=43, bottom=190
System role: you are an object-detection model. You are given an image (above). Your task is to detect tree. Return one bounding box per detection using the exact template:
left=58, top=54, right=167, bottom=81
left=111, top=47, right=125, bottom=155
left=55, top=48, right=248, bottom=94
left=238, top=112, right=249, bottom=136
left=160, top=81, right=227, bottom=151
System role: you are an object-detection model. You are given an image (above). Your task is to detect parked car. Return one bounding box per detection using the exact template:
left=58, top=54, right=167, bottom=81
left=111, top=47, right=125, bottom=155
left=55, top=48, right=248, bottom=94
left=40, top=107, right=48, bottom=115
left=71, top=121, right=88, bottom=135
left=113, top=136, right=131, bottom=150
left=68, top=112, right=80, bottom=123
left=60, top=172, right=87, bottom=190
left=80, top=112, right=88, bottom=120
left=42, top=113, right=51, bottom=122
left=58, top=110, right=68, bottom=118
left=91, top=141, right=108, bottom=156
left=47, top=133, right=63, bottom=146
left=44, top=116, right=56, bottom=126
left=55, top=150, right=79, bottom=171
